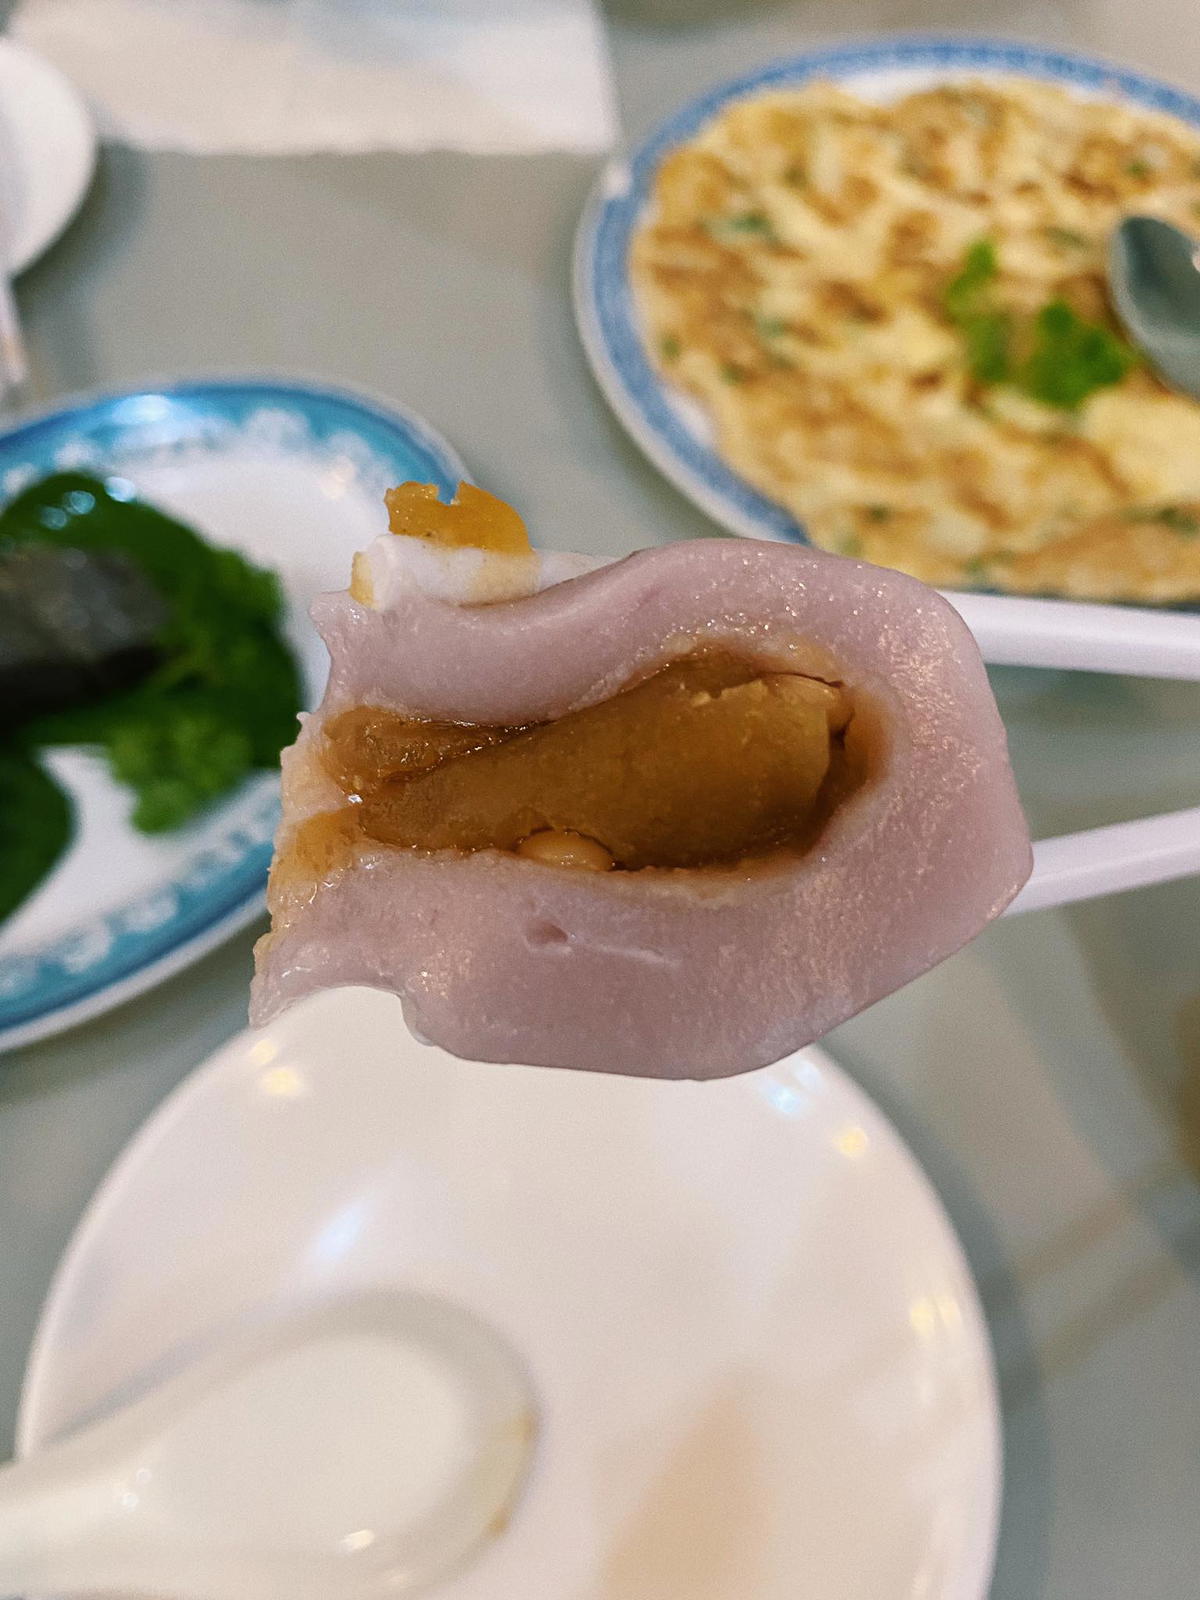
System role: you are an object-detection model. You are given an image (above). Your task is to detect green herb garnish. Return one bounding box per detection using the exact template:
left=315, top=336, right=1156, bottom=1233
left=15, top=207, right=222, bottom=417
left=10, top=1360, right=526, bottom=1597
left=942, top=238, right=1014, bottom=384
left=1126, top=158, right=1152, bottom=180
left=754, top=314, right=788, bottom=340
left=865, top=504, right=892, bottom=523
left=1017, top=300, right=1138, bottom=410
left=707, top=211, right=776, bottom=240
left=4, top=473, right=301, bottom=834
left=1043, top=226, right=1091, bottom=250
left=720, top=362, right=746, bottom=383
left=1124, top=505, right=1200, bottom=535
left=943, top=238, right=1000, bottom=320
left=659, top=334, right=681, bottom=361
left=942, top=241, right=1136, bottom=408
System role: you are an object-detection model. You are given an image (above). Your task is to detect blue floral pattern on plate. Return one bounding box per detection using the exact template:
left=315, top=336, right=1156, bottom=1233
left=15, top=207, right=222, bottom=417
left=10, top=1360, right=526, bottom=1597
left=0, top=378, right=465, bottom=1050
left=575, top=35, right=1200, bottom=544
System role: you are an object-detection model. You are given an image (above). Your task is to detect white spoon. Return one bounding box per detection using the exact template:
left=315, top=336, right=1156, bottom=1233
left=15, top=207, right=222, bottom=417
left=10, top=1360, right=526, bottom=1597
left=0, top=1291, right=536, bottom=1600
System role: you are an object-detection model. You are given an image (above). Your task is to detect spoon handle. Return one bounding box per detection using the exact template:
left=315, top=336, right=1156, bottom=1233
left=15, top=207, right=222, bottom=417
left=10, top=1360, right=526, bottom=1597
left=0, top=1438, right=140, bottom=1597
left=0, top=1293, right=537, bottom=1600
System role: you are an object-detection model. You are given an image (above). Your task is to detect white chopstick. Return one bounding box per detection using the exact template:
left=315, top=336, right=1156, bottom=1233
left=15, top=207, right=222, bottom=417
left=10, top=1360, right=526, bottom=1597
left=1007, top=805, right=1200, bottom=915
left=0, top=267, right=28, bottom=414
left=948, top=590, right=1200, bottom=681
left=943, top=593, right=1200, bottom=909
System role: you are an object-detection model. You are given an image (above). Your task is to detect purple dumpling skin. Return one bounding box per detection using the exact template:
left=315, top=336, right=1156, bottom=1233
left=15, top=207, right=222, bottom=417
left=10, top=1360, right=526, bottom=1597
left=252, top=538, right=1032, bottom=1078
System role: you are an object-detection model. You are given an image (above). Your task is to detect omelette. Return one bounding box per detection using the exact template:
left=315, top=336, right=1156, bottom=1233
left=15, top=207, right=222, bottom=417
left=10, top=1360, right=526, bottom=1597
left=631, top=77, right=1200, bottom=602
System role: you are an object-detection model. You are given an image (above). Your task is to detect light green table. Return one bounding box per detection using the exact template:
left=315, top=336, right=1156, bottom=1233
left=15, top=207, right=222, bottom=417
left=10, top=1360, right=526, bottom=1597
left=4, top=6, right=1200, bottom=1596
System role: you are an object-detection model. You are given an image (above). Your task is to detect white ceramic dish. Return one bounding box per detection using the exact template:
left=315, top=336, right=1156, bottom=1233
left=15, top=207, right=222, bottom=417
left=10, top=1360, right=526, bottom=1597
left=0, top=379, right=465, bottom=1053
left=575, top=36, right=1200, bottom=552
left=0, top=38, right=95, bottom=273
left=19, top=986, right=1001, bottom=1600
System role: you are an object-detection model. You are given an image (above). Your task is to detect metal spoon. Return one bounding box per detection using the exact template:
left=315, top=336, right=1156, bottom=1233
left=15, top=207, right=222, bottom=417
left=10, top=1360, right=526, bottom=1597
left=1109, top=214, right=1200, bottom=400
left=0, top=1291, right=535, bottom=1600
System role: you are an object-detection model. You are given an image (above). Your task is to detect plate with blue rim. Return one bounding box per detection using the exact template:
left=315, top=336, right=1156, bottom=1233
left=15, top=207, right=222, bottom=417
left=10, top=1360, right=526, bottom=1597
left=574, top=34, right=1200, bottom=547
left=0, top=377, right=465, bottom=1054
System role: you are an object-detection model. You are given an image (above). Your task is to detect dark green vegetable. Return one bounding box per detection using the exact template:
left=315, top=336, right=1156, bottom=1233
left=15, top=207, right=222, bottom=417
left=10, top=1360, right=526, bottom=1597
left=0, top=748, right=72, bottom=923
left=2, top=472, right=301, bottom=835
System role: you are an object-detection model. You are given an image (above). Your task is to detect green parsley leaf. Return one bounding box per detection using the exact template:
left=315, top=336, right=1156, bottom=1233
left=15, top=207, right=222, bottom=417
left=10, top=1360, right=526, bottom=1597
left=754, top=314, right=788, bottom=340
left=943, top=238, right=999, bottom=321
left=1043, top=226, right=1091, bottom=250
left=707, top=211, right=776, bottom=241
left=942, top=243, right=1137, bottom=410
left=962, top=310, right=1013, bottom=385
left=1017, top=300, right=1138, bottom=410
left=659, top=334, right=681, bottom=362
left=1124, top=505, right=1200, bottom=535
left=942, top=239, right=1013, bottom=383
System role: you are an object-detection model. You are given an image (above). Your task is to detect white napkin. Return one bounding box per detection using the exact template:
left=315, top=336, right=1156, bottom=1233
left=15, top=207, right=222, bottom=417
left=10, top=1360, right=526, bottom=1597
left=11, top=0, right=619, bottom=154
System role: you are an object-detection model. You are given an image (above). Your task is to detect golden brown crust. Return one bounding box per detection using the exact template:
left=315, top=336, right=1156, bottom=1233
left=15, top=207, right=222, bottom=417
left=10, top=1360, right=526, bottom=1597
left=632, top=77, right=1200, bottom=600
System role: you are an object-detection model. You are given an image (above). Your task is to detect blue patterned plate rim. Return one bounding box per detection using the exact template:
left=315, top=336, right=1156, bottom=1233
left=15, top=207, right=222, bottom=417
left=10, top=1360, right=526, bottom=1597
left=575, top=34, right=1200, bottom=547
left=0, top=375, right=467, bottom=1052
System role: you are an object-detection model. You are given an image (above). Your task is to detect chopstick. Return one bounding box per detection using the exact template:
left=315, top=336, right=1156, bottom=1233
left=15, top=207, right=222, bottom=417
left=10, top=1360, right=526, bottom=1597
left=1006, top=805, right=1200, bottom=915
left=948, top=590, right=1200, bottom=681
left=0, top=268, right=29, bottom=413
left=945, top=592, right=1200, bottom=909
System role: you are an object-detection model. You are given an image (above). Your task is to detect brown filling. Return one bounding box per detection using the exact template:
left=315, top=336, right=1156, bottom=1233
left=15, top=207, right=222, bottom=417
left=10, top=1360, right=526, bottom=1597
left=289, top=650, right=874, bottom=881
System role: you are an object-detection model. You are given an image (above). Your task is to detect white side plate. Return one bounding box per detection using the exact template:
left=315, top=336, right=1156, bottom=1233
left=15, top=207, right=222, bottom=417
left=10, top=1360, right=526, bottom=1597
left=19, top=987, right=1002, bottom=1600
left=0, top=38, right=95, bottom=273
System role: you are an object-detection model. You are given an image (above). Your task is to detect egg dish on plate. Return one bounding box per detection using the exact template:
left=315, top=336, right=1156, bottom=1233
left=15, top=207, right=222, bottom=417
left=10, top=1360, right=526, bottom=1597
left=631, top=76, right=1200, bottom=602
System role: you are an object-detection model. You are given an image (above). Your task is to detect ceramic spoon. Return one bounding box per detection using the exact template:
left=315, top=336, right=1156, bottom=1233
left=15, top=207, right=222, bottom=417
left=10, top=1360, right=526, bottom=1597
left=0, top=1291, right=535, bottom=1600
left=1109, top=214, right=1200, bottom=400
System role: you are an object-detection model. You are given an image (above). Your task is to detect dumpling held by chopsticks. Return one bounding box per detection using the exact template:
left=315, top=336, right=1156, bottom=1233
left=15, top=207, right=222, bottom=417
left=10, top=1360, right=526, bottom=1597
left=251, top=483, right=1031, bottom=1078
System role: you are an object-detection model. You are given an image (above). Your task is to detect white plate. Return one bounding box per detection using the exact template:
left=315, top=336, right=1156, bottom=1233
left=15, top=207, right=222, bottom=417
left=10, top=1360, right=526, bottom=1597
left=19, top=987, right=1001, bottom=1600
left=0, top=379, right=465, bottom=1052
left=575, top=35, right=1200, bottom=549
left=0, top=38, right=95, bottom=273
